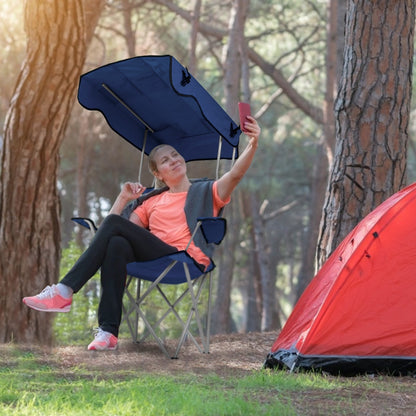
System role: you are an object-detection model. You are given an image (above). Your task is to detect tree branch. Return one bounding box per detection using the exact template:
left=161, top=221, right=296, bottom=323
left=148, top=0, right=324, bottom=125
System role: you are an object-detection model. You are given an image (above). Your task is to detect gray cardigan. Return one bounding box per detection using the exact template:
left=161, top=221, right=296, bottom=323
left=122, top=179, right=218, bottom=258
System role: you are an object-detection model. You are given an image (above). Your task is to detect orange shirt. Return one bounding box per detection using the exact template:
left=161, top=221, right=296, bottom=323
left=133, top=182, right=229, bottom=267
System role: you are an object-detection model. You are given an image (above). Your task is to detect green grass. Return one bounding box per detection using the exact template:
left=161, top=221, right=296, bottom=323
left=0, top=345, right=323, bottom=416
left=1, top=345, right=415, bottom=415
left=0, top=358, right=294, bottom=415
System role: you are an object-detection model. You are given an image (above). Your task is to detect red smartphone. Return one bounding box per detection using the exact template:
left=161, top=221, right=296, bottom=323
left=238, top=102, right=251, bottom=132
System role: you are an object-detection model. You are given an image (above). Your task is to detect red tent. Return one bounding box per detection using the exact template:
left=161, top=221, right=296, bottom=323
left=264, top=182, right=416, bottom=375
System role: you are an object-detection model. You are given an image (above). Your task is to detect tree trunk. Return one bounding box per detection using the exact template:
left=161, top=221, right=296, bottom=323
left=74, top=111, right=94, bottom=248
left=296, top=140, right=330, bottom=298
left=248, top=192, right=277, bottom=331
left=316, top=0, right=415, bottom=268
left=212, top=201, right=238, bottom=334
left=296, top=0, right=343, bottom=298
left=121, top=0, right=138, bottom=57
left=188, top=0, right=202, bottom=73
left=222, top=0, right=247, bottom=116
left=241, top=191, right=262, bottom=332
left=0, top=0, right=105, bottom=344
left=212, top=0, right=248, bottom=334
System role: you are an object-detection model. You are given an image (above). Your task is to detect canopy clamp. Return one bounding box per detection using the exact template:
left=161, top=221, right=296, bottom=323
left=181, top=68, right=191, bottom=86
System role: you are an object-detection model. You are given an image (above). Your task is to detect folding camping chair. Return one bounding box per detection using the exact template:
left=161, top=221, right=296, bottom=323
left=75, top=55, right=241, bottom=358
left=121, top=214, right=226, bottom=358
left=72, top=211, right=226, bottom=358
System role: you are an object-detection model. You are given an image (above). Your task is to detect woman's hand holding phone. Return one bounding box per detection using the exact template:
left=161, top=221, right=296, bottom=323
left=238, top=102, right=251, bottom=133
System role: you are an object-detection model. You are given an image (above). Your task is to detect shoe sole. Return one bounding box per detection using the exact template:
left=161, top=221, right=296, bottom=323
left=88, top=345, right=118, bottom=351
left=22, top=300, right=71, bottom=313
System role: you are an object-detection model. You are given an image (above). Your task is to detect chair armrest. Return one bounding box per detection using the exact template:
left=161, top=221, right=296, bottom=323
left=71, top=217, right=98, bottom=233
left=197, top=217, right=227, bottom=245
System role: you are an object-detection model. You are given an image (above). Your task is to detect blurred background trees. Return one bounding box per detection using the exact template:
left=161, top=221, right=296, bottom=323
left=1, top=0, right=415, bottom=344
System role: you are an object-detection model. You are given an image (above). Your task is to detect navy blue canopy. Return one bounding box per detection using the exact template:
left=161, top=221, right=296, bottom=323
left=77, top=55, right=241, bottom=162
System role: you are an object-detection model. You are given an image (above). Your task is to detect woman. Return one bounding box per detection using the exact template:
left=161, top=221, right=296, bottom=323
left=23, top=115, right=261, bottom=350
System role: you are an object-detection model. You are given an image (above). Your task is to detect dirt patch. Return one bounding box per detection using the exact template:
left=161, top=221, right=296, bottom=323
left=55, top=331, right=276, bottom=377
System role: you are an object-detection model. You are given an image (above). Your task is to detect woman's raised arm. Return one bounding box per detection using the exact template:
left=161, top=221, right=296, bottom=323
left=216, top=115, right=261, bottom=202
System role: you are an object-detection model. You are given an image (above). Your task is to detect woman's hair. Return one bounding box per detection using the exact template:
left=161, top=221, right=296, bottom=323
left=148, top=144, right=171, bottom=174
left=148, top=144, right=171, bottom=188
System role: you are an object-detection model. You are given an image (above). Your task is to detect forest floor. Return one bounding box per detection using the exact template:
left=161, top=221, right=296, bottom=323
left=8, top=331, right=416, bottom=415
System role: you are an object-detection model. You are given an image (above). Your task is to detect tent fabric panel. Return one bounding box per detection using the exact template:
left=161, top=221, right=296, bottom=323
left=271, top=183, right=416, bottom=364
left=270, top=189, right=404, bottom=353
left=301, top=186, right=416, bottom=357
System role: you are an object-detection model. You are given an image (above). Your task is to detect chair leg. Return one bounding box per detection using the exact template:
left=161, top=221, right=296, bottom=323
left=206, top=272, right=212, bottom=353
left=173, top=266, right=210, bottom=358
left=136, top=307, right=172, bottom=358
left=122, top=259, right=213, bottom=359
left=122, top=260, right=178, bottom=354
left=134, top=278, right=141, bottom=343
left=121, top=275, right=139, bottom=341
left=139, top=284, right=202, bottom=351
left=172, top=279, right=205, bottom=357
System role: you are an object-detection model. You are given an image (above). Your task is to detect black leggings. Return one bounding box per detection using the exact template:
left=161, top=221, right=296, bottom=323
left=60, top=214, right=178, bottom=337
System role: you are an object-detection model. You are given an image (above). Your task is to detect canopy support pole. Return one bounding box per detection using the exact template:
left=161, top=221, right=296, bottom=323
left=101, top=84, right=154, bottom=132
left=216, top=137, right=223, bottom=180
left=138, top=129, right=148, bottom=184
left=101, top=83, right=155, bottom=185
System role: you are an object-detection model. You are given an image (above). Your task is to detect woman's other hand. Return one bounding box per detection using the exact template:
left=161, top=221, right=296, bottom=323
left=120, top=182, right=146, bottom=201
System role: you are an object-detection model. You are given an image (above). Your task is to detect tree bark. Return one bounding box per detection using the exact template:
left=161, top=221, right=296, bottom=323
left=212, top=0, right=248, bottom=334
left=248, top=192, right=277, bottom=331
left=74, top=111, right=95, bottom=248
left=121, top=0, right=138, bottom=57
left=296, top=0, right=344, bottom=297
left=212, top=201, right=238, bottom=334
left=316, top=0, right=415, bottom=268
left=0, top=0, right=105, bottom=344
left=188, top=0, right=202, bottom=73
left=241, top=191, right=262, bottom=332
left=222, top=0, right=247, bottom=118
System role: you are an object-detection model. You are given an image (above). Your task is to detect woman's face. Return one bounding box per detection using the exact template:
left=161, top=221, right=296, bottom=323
left=152, top=146, right=187, bottom=184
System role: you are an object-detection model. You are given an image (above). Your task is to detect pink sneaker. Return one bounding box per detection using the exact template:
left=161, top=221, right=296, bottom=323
left=88, top=328, right=118, bottom=351
left=22, top=284, right=72, bottom=312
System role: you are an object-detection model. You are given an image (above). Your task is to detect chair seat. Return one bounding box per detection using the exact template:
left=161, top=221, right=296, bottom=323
left=126, top=251, right=214, bottom=285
